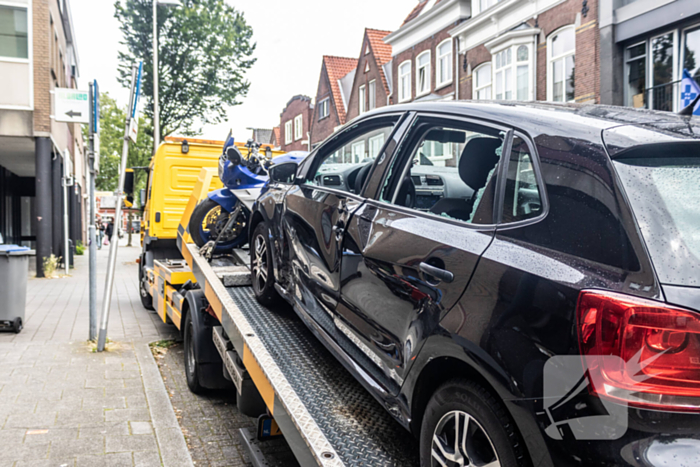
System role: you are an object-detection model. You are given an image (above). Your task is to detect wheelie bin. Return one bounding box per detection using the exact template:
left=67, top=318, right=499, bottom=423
left=0, top=245, right=32, bottom=333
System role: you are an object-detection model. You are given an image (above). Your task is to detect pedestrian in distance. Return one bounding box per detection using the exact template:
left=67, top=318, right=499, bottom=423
left=105, top=221, right=114, bottom=246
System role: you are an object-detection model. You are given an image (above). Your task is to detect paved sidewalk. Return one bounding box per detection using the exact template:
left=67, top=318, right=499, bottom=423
left=0, top=240, right=191, bottom=467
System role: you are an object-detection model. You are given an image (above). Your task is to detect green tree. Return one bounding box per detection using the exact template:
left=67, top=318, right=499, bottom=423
left=90, top=93, right=152, bottom=195
left=114, top=0, right=256, bottom=139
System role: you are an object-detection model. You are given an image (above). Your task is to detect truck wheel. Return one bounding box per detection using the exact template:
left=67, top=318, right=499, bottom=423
left=189, top=198, right=247, bottom=253
left=419, top=379, right=529, bottom=467
left=139, top=263, right=154, bottom=311
left=251, top=222, right=280, bottom=306
left=183, top=310, right=204, bottom=394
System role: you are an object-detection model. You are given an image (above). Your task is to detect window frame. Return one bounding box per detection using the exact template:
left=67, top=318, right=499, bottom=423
left=359, top=84, right=366, bottom=114
left=473, top=62, right=492, bottom=100
left=399, top=60, right=412, bottom=102
left=318, top=97, right=330, bottom=120
left=495, top=131, right=549, bottom=228
left=416, top=50, right=431, bottom=97
left=0, top=3, right=29, bottom=62
left=284, top=120, right=293, bottom=145
left=624, top=41, right=647, bottom=108
left=547, top=25, right=576, bottom=103
left=294, top=114, right=303, bottom=141
left=436, top=38, right=453, bottom=89
left=368, top=80, right=376, bottom=110
left=373, top=112, right=515, bottom=230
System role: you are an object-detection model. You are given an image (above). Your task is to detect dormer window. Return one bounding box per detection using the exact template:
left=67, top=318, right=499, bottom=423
left=478, top=0, right=502, bottom=14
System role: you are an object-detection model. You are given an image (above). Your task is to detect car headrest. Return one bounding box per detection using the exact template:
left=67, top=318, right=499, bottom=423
left=458, top=137, right=502, bottom=190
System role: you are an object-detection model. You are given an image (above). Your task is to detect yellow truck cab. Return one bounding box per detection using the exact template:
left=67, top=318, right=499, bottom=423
left=137, top=137, right=283, bottom=316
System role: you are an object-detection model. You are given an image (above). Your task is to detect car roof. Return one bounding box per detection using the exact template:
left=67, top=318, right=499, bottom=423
left=359, top=101, right=700, bottom=141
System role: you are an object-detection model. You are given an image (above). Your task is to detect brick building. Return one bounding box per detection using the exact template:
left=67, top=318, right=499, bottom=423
left=279, top=95, right=314, bottom=152
left=0, top=0, right=85, bottom=276
left=344, top=29, right=393, bottom=122
left=450, top=0, right=600, bottom=105
left=309, top=56, right=358, bottom=148
left=384, top=0, right=471, bottom=104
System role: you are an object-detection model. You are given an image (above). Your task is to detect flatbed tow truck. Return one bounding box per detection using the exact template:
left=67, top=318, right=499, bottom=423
left=152, top=168, right=419, bottom=467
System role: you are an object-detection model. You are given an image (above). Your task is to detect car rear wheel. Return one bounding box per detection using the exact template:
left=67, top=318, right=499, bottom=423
left=420, top=379, right=529, bottom=467
left=251, top=222, right=280, bottom=306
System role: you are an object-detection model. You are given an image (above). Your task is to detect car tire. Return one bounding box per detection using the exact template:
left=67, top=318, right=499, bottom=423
left=251, top=222, right=280, bottom=306
left=183, top=310, right=204, bottom=394
left=420, top=379, right=529, bottom=467
left=139, top=262, right=154, bottom=311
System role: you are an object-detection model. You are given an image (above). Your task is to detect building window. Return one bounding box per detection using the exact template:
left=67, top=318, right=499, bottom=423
left=494, top=48, right=512, bottom=100
left=359, top=84, right=366, bottom=114
left=625, top=43, right=646, bottom=108
left=399, top=61, right=411, bottom=102
left=650, top=31, right=675, bottom=111
left=436, top=39, right=452, bottom=88
left=0, top=6, right=28, bottom=59
left=416, top=51, right=431, bottom=96
left=368, top=134, right=384, bottom=158
left=351, top=141, right=365, bottom=163
left=318, top=98, right=329, bottom=120
left=285, top=120, right=293, bottom=145
left=548, top=26, right=576, bottom=102
left=473, top=62, right=492, bottom=99
left=516, top=45, right=529, bottom=101
left=294, top=114, right=303, bottom=141
left=368, top=80, right=376, bottom=110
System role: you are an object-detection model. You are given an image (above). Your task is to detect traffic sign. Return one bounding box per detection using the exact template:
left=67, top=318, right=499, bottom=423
left=54, top=88, right=90, bottom=124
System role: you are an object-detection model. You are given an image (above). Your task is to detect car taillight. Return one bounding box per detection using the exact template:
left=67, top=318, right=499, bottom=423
left=577, top=290, right=700, bottom=412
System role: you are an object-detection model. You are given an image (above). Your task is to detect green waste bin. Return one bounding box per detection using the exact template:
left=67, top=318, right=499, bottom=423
left=0, top=245, right=32, bottom=333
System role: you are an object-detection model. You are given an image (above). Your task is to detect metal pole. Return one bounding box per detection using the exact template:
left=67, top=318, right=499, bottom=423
left=88, top=82, right=98, bottom=341
left=97, top=64, right=138, bottom=352
left=153, top=0, right=159, bottom=153
left=62, top=156, right=70, bottom=276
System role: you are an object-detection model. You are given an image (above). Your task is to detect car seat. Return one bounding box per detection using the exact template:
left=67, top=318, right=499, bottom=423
left=429, top=137, right=502, bottom=221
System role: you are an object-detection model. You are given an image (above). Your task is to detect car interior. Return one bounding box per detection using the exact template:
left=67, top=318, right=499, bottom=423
left=310, top=120, right=506, bottom=225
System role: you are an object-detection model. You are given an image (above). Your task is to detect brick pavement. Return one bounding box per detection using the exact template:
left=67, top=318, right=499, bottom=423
left=0, top=240, right=190, bottom=467
left=155, top=343, right=298, bottom=467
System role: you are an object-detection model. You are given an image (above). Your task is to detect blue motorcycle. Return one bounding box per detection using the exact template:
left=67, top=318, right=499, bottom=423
left=188, top=134, right=305, bottom=256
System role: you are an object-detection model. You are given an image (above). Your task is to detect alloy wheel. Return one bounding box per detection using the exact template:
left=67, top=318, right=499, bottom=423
left=431, top=410, right=500, bottom=467
left=252, top=234, right=268, bottom=292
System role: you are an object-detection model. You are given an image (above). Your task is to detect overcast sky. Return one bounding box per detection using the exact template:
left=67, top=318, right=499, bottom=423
left=71, top=0, right=415, bottom=141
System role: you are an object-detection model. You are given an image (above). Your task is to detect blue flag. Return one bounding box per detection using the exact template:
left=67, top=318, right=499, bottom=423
left=680, top=69, right=700, bottom=116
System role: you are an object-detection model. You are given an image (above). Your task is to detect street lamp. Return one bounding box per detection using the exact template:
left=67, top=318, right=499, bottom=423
left=153, top=0, right=180, bottom=154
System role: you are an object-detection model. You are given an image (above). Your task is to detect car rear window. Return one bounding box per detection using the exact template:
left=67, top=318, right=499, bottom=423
left=613, top=156, right=700, bottom=286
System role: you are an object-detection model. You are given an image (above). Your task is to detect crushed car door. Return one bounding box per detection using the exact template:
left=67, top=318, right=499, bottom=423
left=336, top=115, right=512, bottom=391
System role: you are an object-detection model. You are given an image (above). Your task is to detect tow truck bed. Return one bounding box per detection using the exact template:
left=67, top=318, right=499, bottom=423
left=184, top=243, right=419, bottom=467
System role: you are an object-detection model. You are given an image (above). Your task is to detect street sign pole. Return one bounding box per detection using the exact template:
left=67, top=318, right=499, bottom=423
left=98, top=62, right=142, bottom=352
left=88, top=81, right=99, bottom=341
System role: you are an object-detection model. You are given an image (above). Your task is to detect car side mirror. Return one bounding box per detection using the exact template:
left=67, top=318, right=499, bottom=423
left=269, top=162, right=299, bottom=184
left=140, top=189, right=147, bottom=209
left=226, top=146, right=242, bottom=166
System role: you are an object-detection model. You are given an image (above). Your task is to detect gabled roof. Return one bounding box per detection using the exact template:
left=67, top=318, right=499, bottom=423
left=272, top=126, right=280, bottom=147
left=401, top=0, right=445, bottom=26
left=365, top=29, right=393, bottom=96
left=323, top=56, right=358, bottom=125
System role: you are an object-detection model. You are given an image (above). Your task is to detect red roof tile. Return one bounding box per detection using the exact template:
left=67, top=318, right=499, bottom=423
left=324, top=55, right=358, bottom=125
left=272, top=126, right=280, bottom=147
left=366, top=29, right=393, bottom=95
left=401, top=0, right=444, bottom=27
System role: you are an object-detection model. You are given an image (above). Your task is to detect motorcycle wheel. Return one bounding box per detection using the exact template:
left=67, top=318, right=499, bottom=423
left=188, top=198, right=249, bottom=253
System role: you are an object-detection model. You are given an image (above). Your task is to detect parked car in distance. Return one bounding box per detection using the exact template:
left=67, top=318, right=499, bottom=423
left=249, top=101, right=700, bottom=466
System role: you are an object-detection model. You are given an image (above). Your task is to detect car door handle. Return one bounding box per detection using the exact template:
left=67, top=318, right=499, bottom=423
left=419, top=262, right=454, bottom=284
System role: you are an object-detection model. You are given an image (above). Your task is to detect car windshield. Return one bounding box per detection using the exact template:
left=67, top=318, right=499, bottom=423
left=613, top=156, right=700, bottom=286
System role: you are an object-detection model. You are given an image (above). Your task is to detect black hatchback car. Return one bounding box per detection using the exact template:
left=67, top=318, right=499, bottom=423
left=249, top=102, right=700, bottom=466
